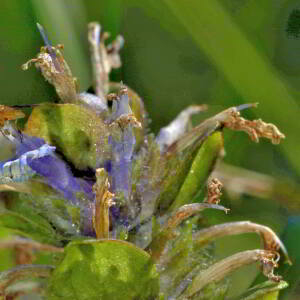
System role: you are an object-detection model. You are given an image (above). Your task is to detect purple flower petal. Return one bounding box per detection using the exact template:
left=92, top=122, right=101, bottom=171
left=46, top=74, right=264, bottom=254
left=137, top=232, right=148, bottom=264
left=110, top=93, right=132, bottom=121
left=0, top=144, right=56, bottom=183
left=16, top=134, right=45, bottom=156
left=109, top=130, right=135, bottom=198
left=27, top=155, right=82, bottom=203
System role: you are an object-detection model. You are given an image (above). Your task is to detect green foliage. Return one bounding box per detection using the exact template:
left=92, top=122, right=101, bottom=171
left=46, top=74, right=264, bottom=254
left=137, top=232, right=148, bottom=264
left=236, top=281, right=288, bottom=300
left=5, top=181, right=83, bottom=239
left=46, top=239, right=159, bottom=300
left=0, top=208, right=58, bottom=245
left=0, top=227, right=19, bottom=271
left=170, top=131, right=223, bottom=210
left=154, top=131, right=223, bottom=212
left=278, top=217, right=300, bottom=299
left=25, top=103, right=109, bottom=170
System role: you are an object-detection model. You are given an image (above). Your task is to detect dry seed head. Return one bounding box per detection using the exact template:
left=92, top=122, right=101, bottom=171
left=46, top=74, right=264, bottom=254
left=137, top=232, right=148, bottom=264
left=259, top=251, right=282, bottom=282
left=101, top=31, right=110, bottom=41
left=183, top=249, right=281, bottom=297
left=106, top=93, right=118, bottom=102
left=205, top=177, right=223, bottom=204
left=22, top=46, right=77, bottom=102
left=223, top=109, right=285, bottom=144
left=0, top=105, right=25, bottom=127
left=57, top=44, right=64, bottom=50
left=112, top=114, right=142, bottom=130
left=119, top=86, right=128, bottom=96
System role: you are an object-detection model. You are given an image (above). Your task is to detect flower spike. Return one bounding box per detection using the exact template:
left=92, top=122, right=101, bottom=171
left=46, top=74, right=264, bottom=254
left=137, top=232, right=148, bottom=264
left=222, top=103, right=285, bottom=144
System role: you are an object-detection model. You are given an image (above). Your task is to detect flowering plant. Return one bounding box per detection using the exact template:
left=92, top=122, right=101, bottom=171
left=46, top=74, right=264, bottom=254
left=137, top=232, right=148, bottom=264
left=0, top=23, right=289, bottom=300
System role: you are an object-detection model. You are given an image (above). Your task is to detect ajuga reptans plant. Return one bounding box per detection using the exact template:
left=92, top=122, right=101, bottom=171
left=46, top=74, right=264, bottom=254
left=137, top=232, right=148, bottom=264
left=0, top=22, right=290, bottom=300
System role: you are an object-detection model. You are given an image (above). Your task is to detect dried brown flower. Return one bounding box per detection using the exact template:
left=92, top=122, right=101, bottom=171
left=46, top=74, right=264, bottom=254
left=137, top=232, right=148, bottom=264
left=205, top=177, right=223, bottom=204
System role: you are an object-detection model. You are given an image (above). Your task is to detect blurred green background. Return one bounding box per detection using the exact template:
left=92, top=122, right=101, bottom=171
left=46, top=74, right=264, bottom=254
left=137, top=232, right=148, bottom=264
left=0, top=0, right=300, bottom=299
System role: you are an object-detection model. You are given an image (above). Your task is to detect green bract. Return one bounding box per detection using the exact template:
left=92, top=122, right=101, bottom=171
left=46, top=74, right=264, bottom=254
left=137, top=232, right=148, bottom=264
left=47, top=240, right=159, bottom=300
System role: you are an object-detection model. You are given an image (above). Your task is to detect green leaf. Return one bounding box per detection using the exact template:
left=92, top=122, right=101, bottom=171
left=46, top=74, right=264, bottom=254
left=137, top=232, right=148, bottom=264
left=24, top=103, right=110, bottom=170
left=233, top=281, right=288, bottom=300
left=277, top=216, right=300, bottom=299
left=169, top=131, right=223, bottom=211
left=46, top=239, right=159, bottom=300
left=0, top=207, right=59, bottom=245
left=157, top=221, right=223, bottom=299
left=195, top=282, right=229, bottom=300
left=132, top=112, right=224, bottom=225
left=148, top=203, right=228, bottom=261
left=0, top=227, right=18, bottom=271
left=3, top=184, right=81, bottom=241
left=154, top=131, right=223, bottom=212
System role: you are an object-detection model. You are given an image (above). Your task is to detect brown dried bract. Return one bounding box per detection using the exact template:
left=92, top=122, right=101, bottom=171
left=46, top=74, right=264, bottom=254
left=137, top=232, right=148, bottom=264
left=114, top=114, right=142, bottom=130
left=106, top=93, right=118, bottom=102
left=21, top=45, right=77, bottom=103
left=93, top=168, right=115, bottom=239
left=223, top=109, right=285, bottom=144
left=88, top=22, right=124, bottom=100
left=0, top=105, right=25, bottom=127
left=259, top=251, right=282, bottom=282
left=205, top=178, right=223, bottom=204
left=193, top=221, right=291, bottom=264
left=166, top=203, right=229, bottom=230
left=183, top=249, right=281, bottom=298
left=14, top=244, right=35, bottom=265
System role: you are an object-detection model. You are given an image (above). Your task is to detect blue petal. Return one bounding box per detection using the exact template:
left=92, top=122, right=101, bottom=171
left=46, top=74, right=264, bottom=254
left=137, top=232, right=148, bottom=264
left=109, top=132, right=135, bottom=199
left=16, top=134, right=45, bottom=155
left=0, top=144, right=56, bottom=183
left=111, top=92, right=132, bottom=121
left=27, top=155, right=82, bottom=203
